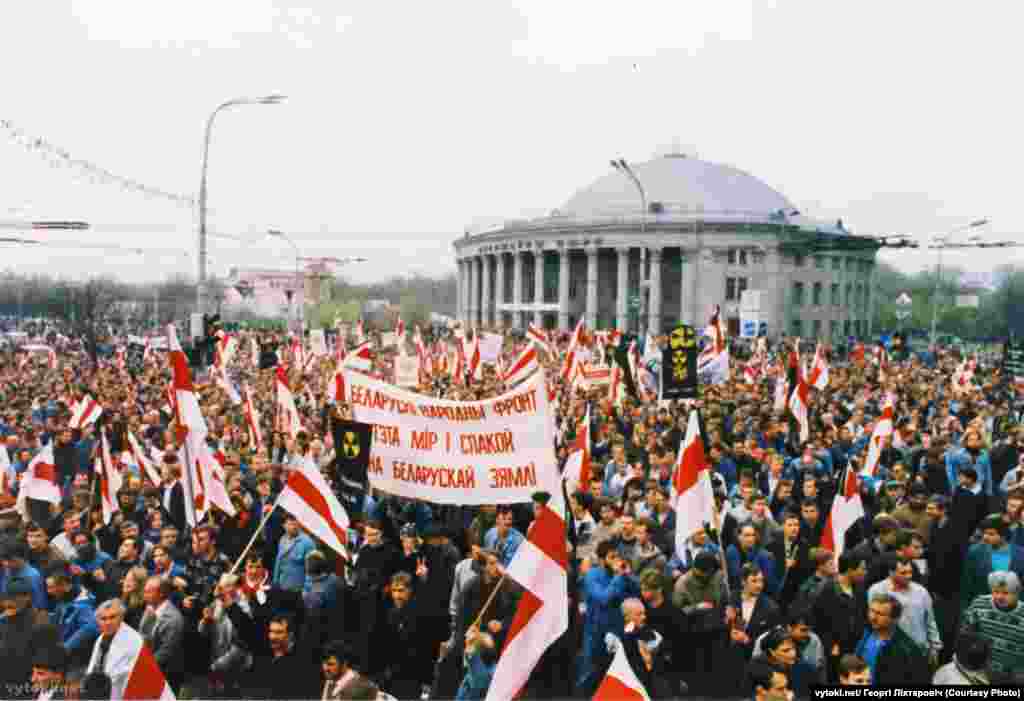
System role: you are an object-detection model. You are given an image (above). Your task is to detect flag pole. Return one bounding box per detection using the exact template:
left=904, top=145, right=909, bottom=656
left=229, top=495, right=281, bottom=575
left=470, top=573, right=509, bottom=631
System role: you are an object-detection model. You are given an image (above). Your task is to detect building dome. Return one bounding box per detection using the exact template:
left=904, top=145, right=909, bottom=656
left=561, top=153, right=796, bottom=218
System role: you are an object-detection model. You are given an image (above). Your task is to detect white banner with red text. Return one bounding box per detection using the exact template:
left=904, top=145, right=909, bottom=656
left=343, top=369, right=558, bottom=504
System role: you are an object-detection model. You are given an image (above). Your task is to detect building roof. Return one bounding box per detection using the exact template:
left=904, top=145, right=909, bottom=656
left=561, top=153, right=796, bottom=218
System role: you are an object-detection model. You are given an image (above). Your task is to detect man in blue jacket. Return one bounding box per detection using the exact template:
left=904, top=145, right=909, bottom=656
left=576, top=540, right=640, bottom=697
left=726, top=524, right=779, bottom=596
left=947, top=430, right=994, bottom=497
left=960, top=515, right=1024, bottom=610
left=273, top=514, right=316, bottom=593
left=45, top=570, right=99, bottom=667
left=0, top=538, right=48, bottom=610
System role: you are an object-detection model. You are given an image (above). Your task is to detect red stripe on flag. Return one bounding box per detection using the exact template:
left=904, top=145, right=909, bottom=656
left=285, top=469, right=349, bottom=550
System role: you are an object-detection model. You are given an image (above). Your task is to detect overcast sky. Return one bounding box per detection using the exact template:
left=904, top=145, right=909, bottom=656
left=1, top=1, right=1022, bottom=285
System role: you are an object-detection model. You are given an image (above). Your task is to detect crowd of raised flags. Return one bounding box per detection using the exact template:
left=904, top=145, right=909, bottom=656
left=1, top=295, right=1016, bottom=699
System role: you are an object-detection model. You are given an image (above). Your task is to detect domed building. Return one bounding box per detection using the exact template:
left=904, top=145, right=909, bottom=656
left=454, top=152, right=880, bottom=341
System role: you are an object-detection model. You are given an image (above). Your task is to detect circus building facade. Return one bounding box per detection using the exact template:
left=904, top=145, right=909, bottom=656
left=454, top=152, right=879, bottom=341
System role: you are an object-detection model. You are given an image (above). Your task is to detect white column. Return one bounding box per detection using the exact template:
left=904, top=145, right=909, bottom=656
left=533, top=250, right=545, bottom=328
left=480, top=255, right=492, bottom=328
left=679, top=251, right=692, bottom=327
left=585, top=245, right=599, bottom=329
left=512, top=251, right=524, bottom=328
left=465, top=258, right=475, bottom=327
left=648, top=247, right=663, bottom=334
left=558, top=248, right=571, bottom=331
left=456, top=259, right=464, bottom=324
left=494, top=253, right=506, bottom=328
left=473, top=257, right=483, bottom=329
left=867, top=261, right=876, bottom=338
left=616, top=246, right=629, bottom=331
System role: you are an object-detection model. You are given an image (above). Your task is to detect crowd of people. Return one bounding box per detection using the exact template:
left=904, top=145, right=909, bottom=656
left=0, top=322, right=1023, bottom=700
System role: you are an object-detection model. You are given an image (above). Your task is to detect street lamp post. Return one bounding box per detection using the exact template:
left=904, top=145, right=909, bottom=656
left=929, top=218, right=988, bottom=347
left=611, top=159, right=647, bottom=334
left=196, top=94, right=286, bottom=317
left=267, top=229, right=302, bottom=331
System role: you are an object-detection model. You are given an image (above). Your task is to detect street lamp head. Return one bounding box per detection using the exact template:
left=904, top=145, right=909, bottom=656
left=610, top=160, right=621, bottom=170
left=257, top=94, right=287, bottom=105
left=267, top=229, right=284, bottom=238
left=970, top=218, right=989, bottom=228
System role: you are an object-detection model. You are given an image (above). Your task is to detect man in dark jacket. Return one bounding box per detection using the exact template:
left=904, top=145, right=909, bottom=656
left=854, top=593, right=930, bottom=686
left=812, top=552, right=867, bottom=679
left=351, top=519, right=399, bottom=674
left=247, top=614, right=319, bottom=700
left=0, top=577, right=60, bottom=700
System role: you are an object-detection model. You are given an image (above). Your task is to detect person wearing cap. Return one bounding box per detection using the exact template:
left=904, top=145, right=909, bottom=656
left=1, top=575, right=59, bottom=700
left=30, top=644, right=68, bottom=701
left=0, top=537, right=48, bottom=610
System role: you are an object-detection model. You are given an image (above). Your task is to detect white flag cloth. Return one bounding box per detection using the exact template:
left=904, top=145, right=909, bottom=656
left=16, top=443, right=60, bottom=519
left=167, top=324, right=210, bottom=526
left=821, top=465, right=864, bottom=561
left=277, top=459, right=351, bottom=560
left=503, top=343, right=540, bottom=387
left=125, top=432, right=161, bottom=486
left=275, top=366, right=304, bottom=440
left=594, top=636, right=652, bottom=701
left=861, top=398, right=894, bottom=477
left=97, top=431, right=123, bottom=525
left=341, top=342, right=373, bottom=372
left=672, top=411, right=715, bottom=559
left=70, top=394, right=103, bottom=429
left=87, top=623, right=176, bottom=700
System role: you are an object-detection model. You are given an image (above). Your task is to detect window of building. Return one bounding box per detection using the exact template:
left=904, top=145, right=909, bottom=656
left=794, top=254, right=805, bottom=268
left=832, top=256, right=842, bottom=271
left=854, top=320, right=863, bottom=337
left=738, top=277, right=749, bottom=298
left=846, top=258, right=855, bottom=272
left=793, top=281, right=805, bottom=306
left=812, top=319, right=822, bottom=338
left=727, top=248, right=737, bottom=265
left=791, top=318, right=803, bottom=337
left=831, top=283, right=840, bottom=306
left=726, top=277, right=737, bottom=301
left=814, top=256, right=824, bottom=269
left=812, top=282, right=823, bottom=306
left=844, top=320, right=852, bottom=337
left=855, top=282, right=863, bottom=309
left=752, top=250, right=765, bottom=265
left=845, top=283, right=853, bottom=306
left=738, top=249, right=748, bottom=266
left=569, top=280, right=579, bottom=300
left=830, top=320, right=839, bottom=339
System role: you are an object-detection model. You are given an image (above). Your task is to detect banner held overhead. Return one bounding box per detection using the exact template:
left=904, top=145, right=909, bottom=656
left=344, top=370, right=558, bottom=505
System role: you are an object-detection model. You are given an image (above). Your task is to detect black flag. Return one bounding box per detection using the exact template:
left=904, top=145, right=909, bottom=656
left=332, top=419, right=373, bottom=490
left=613, top=337, right=639, bottom=400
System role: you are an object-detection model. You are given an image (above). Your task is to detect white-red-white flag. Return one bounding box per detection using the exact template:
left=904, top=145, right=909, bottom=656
left=275, top=366, right=304, bottom=439
left=820, top=463, right=864, bottom=561
left=503, top=343, right=539, bottom=387
left=485, top=500, right=568, bottom=701
left=861, top=398, right=894, bottom=477
left=467, top=333, right=482, bottom=382
left=126, top=431, right=161, bottom=487
left=395, top=317, right=405, bottom=341
left=167, top=324, right=211, bottom=526
left=104, top=624, right=176, bottom=700
left=326, top=369, right=345, bottom=405
left=672, top=411, right=715, bottom=559
left=808, top=342, right=830, bottom=390
left=277, top=459, right=351, bottom=560
left=594, top=639, right=651, bottom=701
left=16, top=443, right=60, bottom=514
left=70, top=394, right=103, bottom=429
left=562, top=405, right=592, bottom=492
left=193, top=440, right=236, bottom=517
left=341, top=341, right=373, bottom=372
left=355, top=319, right=365, bottom=344
left=608, top=365, right=626, bottom=409
left=788, top=355, right=811, bottom=443
left=560, top=319, right=586, bottom=384
left=527, top=323, right=553, bottom=356
left=96, top=431, right=123, bottom=525
left=242, top=383, right=263, bottom=452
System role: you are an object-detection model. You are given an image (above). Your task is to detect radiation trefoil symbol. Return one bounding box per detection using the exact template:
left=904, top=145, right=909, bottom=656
left=342, top=432, right=360, bottom=459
